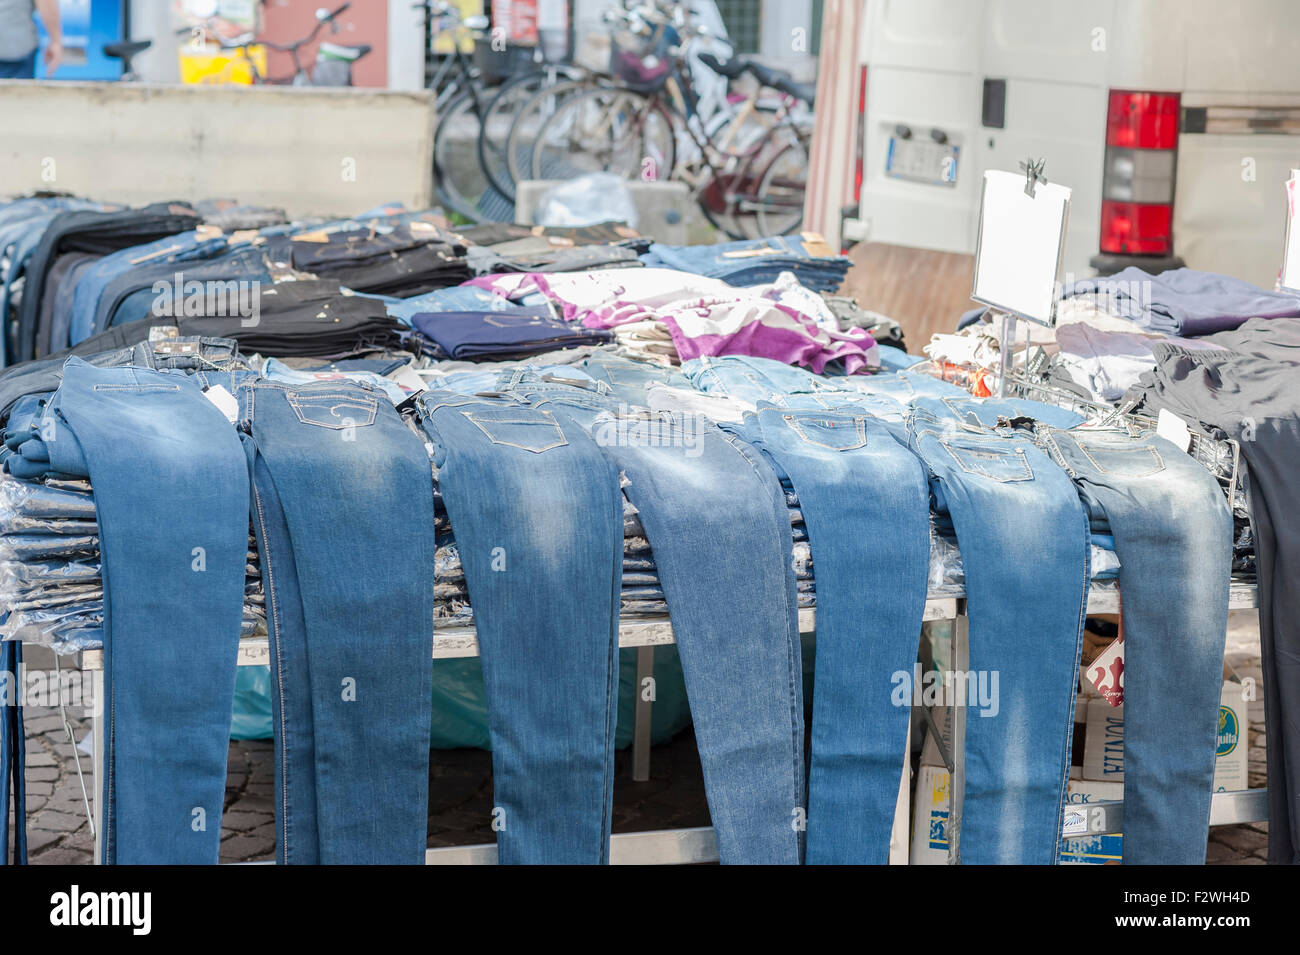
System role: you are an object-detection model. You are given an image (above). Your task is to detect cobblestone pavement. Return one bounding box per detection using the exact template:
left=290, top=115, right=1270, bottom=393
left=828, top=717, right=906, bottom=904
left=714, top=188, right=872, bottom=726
left=8, top=610, right=1271, bottom=864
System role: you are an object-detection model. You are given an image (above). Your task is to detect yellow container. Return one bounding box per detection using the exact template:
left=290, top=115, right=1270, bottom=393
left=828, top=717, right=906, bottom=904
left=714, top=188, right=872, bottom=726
left=178, top=44, right=268, bottom=85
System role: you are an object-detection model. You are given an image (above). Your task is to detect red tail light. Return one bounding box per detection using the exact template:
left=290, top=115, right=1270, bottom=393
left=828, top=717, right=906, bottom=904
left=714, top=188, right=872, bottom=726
left=1106, top=91, right=1180, bottom=149
left=1100, top=201, right=1173, bottom=255
left=1099, top=90, right=1180, bottom=256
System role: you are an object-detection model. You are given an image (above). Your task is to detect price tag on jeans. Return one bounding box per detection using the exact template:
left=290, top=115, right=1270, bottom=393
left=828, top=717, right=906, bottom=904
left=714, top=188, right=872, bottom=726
left=203, top=385, right=240, bottom=424
left=1156, top=409, right=1192, bottom=452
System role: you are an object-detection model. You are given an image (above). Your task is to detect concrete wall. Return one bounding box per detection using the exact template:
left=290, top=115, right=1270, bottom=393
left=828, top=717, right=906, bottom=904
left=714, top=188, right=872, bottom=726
left=0, top=81, right=435, bottom=217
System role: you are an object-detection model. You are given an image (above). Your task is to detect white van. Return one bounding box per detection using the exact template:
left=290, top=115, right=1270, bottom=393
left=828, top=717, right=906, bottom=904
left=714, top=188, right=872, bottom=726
left=841, top=0, right=1300, bottom=287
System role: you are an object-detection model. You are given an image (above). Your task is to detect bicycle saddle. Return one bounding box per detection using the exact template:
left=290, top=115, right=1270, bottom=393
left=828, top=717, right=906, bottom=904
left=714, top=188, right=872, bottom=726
left=745, top=61, right=816, bottom=105
left=103, top=39, right=152, bottom=60
left=319, top=41, right=372, bottom=61
left=696, top=51, right=745, bottom=79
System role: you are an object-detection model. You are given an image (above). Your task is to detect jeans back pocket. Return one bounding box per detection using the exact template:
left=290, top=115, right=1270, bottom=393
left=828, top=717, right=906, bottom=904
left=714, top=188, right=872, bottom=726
left=287, top=392, right=379, bottom=430
left=463, top=408, right=568, bottom=453
left=1076, top=441, right=1165, bottom=478
left=939, top=439, right=1034, bottom=482
left=786, top=413, right=868, bottom=451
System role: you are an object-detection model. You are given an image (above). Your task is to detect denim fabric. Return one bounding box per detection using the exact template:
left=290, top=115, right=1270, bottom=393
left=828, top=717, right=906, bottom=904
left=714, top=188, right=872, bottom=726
left=683, top=354, right=855, bottom=404
left=95, top=246, right=272, bottom=338
left=68, top=231, right=234, bottom=345
left=239, top=380, right=434, bottom=864
left=45, top=359, right=246, bottom=864
left=840, top=369, right=969, bottom=401
left=906, top=413, right=1089, bottom=864
left=418, top=389, right=622, bottom=863
left=734, top=404, right=930, bottom=863
left=640, top=236, right=850, bottom=292
left=1039, top=425, right=1232, bottom=863
left=911, top=396, right=1086, bottom=432
left=410, top=310, right=610, bottom=359
left=0, top=52, right=36, bottom=78
left=578, top=352, right=690, bottom=404
left=501, top=372, right=805, bottom=864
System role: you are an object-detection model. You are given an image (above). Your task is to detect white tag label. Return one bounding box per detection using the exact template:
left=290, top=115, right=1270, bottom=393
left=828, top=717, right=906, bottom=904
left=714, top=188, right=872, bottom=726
left=1156, top=408, right=1192, bottom=452
left=204, top=385, right=239, bottom=423
left=386, top=365, right=428, bottom=397
left=1061, top=807, right=1088, bottom=837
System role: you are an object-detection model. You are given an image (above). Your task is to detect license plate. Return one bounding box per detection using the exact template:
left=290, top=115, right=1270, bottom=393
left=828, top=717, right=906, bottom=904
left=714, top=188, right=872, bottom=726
left=886, top=138, right=959, bottom=186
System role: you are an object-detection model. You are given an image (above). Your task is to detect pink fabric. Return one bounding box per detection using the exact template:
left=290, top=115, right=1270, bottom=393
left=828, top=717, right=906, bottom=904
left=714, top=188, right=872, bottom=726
left=466, top=268, right=877, bottom=374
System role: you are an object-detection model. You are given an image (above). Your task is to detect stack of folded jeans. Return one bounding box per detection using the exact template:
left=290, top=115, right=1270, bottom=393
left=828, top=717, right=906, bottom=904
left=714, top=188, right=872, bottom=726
left=15, top=202, right=205, bottom=363
left=287, top=224, right=470, bottom=297
left=0, top=471, right=266, bottom=654
left=409, top=310, right=613, bottom=360
left=640, top=235, right=851, bottom=292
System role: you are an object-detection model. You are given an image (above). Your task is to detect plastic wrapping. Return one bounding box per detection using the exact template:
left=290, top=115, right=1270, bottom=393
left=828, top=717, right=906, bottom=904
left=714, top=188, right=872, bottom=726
left=533, top=173, right=640, bottom=230
left=0, top=533, right=100, bottom=562
left=0, top=474, right=97, bottom=520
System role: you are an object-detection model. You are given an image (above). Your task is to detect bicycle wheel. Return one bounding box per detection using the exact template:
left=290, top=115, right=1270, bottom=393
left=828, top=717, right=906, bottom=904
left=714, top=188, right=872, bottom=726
left=478, top=67, right=584, bottom=201
left=530, top=86, right=676, bottom=183
left=504, top=78, right=596, bottom=190
left=753, top=137, right=810, bottom=237
left=433, top=87, right=512, bottom=223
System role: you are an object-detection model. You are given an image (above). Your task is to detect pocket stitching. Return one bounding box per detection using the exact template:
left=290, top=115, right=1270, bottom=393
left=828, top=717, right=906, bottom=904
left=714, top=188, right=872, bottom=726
left=1077, top=442, right=1165, bottom=477
left=463, top=409, right=568, bottom=453
left=938, top=439, right=1034, bottom=483
left=786, top=414, right=868, bottom=451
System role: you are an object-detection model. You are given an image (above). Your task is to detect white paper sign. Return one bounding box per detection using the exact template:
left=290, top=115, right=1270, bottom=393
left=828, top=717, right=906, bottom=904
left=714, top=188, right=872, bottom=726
left=971, top=170, right=1072, bottom=326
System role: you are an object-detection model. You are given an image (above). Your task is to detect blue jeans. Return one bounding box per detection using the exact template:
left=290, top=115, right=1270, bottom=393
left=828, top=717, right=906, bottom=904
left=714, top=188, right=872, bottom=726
left=502, top=373, right=805, bottom=864
left=578, top=352, right=690, bottom=403
left=239, top=380, right=434, bottom=864
left=1039, top=425, right=1232, bottom=863
left=46, top=359, right=246, bottom=864
left=683, top=354, right=854, bottom=404
left=418, top=389, right=623, bottom=864
left=734, top=404, right=931, bottom=863
left=911, top=395, right=1085, bottom=431
left=0, top=52, right=36, bottom=79
left=907, top=412, right=1089, bottom=864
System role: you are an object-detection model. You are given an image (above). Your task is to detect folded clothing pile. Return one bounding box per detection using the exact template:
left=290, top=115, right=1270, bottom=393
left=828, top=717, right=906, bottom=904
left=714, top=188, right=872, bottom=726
left=640, top=235, right=850, bottom=292
left=1062, top=266, right=1300, bottom=337
left=285, top=223, right=470, bottom=298
left=409, top=310, right=613, bottom=360
left=0, top=473, right=265, bottom=653
left=13, top=202, right=206, bottom=363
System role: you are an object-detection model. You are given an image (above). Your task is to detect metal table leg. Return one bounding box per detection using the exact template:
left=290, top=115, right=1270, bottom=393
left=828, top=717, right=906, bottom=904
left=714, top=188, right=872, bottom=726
left=632, top=646, right=654, bottom=782
left=948, top=608, right=969, bottom=864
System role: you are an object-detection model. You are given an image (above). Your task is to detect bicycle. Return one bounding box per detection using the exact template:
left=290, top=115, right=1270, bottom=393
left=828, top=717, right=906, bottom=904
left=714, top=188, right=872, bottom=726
left=527, top=1, right=814, bottom=237
left=419, top=0, right=518, bottom=223
left=192, top=4, right=372, bottom=86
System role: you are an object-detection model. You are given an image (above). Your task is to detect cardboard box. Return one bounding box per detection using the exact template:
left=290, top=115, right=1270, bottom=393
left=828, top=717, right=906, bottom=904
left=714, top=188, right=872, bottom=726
left=1060, top=779, right=1124, bottom=865
left=1081, top=681, right=1248, bottom=791
left=910, top=765, right=951, bottom=865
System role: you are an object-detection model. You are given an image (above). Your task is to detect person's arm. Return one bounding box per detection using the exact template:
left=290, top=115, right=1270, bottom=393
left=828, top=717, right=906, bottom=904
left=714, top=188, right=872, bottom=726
left=34, top=0, right=62, bottom=75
